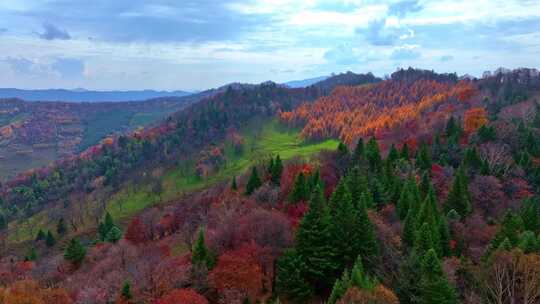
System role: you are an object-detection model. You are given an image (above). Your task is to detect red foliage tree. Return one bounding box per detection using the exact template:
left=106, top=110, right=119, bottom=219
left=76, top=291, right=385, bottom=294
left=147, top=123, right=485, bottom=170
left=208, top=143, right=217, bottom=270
left=124, top=217, right=149, bottom=245
left=154, top=288, right=208, bottom=304
left=208, top=243, right=264, bottom=303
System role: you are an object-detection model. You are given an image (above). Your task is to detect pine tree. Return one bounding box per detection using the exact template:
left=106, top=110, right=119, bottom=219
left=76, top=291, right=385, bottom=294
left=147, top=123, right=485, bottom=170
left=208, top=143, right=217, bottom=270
left=444, top=167, right=472, bottom=218
left=403, top=209, right=417, bottom=248
left=25, top=247, right=37, bottom=261
left=64, top=238, right=86, bottom=266
left=328, top=270, right=351, bottom=304
left=296, top=185, right=339, bottom=290
left=307, top=169, right=322, bottom=193
left=397, top=250, right=423, bottom=304
left=245, top=167, right=262, bottom=195
left=401, top=143, right=410, bottom=160
left=0, top=212, right=6, bottom=231
left=355, top=192, right=380, bottom=272
left=104, top=212, right=114, bottom=233
left=36, top=229, right=46, bottom=241
left=289, top=172, right=308, bottom=203
left=56, top=218, right=67, bottom=236
left=121, top=281, right=133, bottom=300
left=419, top=249, right=457, bottom=304
left=338, top=142, right=349, bottom=156
left=330, top=181, right=361, bottom=269
left=366, top=138, right=382, bottom=173
left=271, top=155, right=283, bottom=185
left=416, top=143, right=432, bottom=171
left=416, top=187, right=442, bottom=255
left=350, top=256, right=377, bottom=290
left=489, top=212, right=524, bottom=250
left=462, top=147, right=482, bottom=170
left=353, top=138, right=365, bottom=165
left=192, top=227, right=214, bottom=269
left=276, top=249, right=314, bottom=303
left=106, top=226, right=122, bottom=243
left=231, top=176, right=238, bottom=191
left=520, top=197, right=540, bottom=233
left=387, top=144, right=400, bottom=165
left=419, top=172, right=431, bottom=201
left=518, top=231, right=538, bottom=253
left=45, top=230, right=56, bottom=247
left=415, top=222, right=436, bottom=256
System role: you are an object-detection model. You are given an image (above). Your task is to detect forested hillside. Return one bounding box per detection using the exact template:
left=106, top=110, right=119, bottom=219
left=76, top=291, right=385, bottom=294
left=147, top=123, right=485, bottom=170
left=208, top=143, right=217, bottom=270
left=0, top=68, right=539, bottom=304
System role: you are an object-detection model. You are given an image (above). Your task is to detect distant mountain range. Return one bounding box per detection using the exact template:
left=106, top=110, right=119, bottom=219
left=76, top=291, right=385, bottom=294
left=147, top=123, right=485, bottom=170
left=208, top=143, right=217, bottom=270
left=284, top=75, right=330, bottom=88
left=0, top=88, right=192, bottom=102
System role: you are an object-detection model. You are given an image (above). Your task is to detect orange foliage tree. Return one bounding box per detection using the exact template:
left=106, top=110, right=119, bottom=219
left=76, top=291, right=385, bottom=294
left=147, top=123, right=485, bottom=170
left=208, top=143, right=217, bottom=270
left=0, top=280, right=72, bottom=304
left=463, top=107, right=488, bottom=134
left=280, top=78, right=477, bottom=145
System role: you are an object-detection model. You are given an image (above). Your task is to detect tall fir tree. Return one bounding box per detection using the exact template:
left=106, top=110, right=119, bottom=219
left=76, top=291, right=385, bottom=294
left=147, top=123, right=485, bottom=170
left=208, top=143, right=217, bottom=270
left=401, top=142, right=410, bottom=160
left=419, top=172, right=431, bottom=201
left=416, top=186, right=443, bottom=256
left=355, top=192, right=380, bottom=272
left=365, top=138, right=382, bottom=173
left=387, top=144, right=400, bottom=165
left=444, top=167, right=472, bottom=218
left=45, top=230, right=56, bottom=247
left=231, top=176, right=238, bottom=191
left=353, top=138, right=365, bottom=166
left=416, top=143, right=432, bottom=172
left=192, top=227, right=214, bottom=269
left=520, top=197, right=540, bottom=233
left=289, top=172, right=309, bottom=203
left=296, top=185, right=339, bottom=290
left=271, top=155, right=284, bottom=185
left=397, top=250, right=423, bottom=304
left=276, top=249, right=314, bottom=303
left=245, top=167, right=262, bottom=195
left=419, top=249, right=458, bottom=304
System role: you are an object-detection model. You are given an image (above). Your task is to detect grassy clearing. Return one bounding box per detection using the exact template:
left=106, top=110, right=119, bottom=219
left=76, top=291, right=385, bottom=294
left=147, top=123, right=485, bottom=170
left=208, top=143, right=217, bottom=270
left=107, top=119, right=338, bottom=221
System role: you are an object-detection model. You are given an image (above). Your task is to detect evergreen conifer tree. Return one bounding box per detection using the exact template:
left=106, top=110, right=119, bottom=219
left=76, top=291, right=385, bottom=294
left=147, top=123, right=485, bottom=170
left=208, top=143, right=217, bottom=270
left=416, top=143, right=432, bottom=171
left=296, top=185, right=339, bottom=290
left=419, top=249, right=458, bottom=304
left=366, top=138, right=382, bottom=173
left=64, top=238, right=86, bottom=266
left=56, top=218, right=67, bottom=236
left=106, top=226, right=122, bottom=243
left=192, top=227, right=214, bottom=269
left=245, top=167, right=262, bottom=195
left=271, top=155, right=284, bottom=185
left=276, top=249, right=313, bottom=302
left=231, top=176, right=238, bottom=191
left=121, top=281, right=133, bottom=300
left=45, top=230, right=56, bottom=247
left=444, top=167, right=472, bottom=217
left=289, top=172, right=309, bottom=203
left=36, top=229, right=46, bottom=241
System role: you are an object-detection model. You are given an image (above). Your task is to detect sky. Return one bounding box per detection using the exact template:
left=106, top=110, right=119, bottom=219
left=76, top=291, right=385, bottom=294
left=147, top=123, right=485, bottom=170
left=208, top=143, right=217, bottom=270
left=0, top=0, right=539, bottom=91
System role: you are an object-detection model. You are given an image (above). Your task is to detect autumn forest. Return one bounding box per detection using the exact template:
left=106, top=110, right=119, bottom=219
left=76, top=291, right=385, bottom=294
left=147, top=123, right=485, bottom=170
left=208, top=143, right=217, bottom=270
left=0, top=67, right=540, bottom=304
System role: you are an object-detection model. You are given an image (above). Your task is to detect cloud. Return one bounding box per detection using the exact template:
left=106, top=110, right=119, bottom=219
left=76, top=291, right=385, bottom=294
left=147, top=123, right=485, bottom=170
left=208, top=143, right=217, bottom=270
left=21, top=0, right=272, bottom=43
left=324, top=44, right=360, bottom=65
left=37, top=23, right=71, bottom=40
left=0, top=28, right=6, bottom=34
left=5, top=57, right=35, bottom=74
left=361, top=19, right=399, bottom=46
left=440, top=55, right=454, bottom=62
left=52, top=58, right=84, bottom=78
left=390, top=46, right=421, bottom=60
left=388, top=0, right=423, bottom=17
